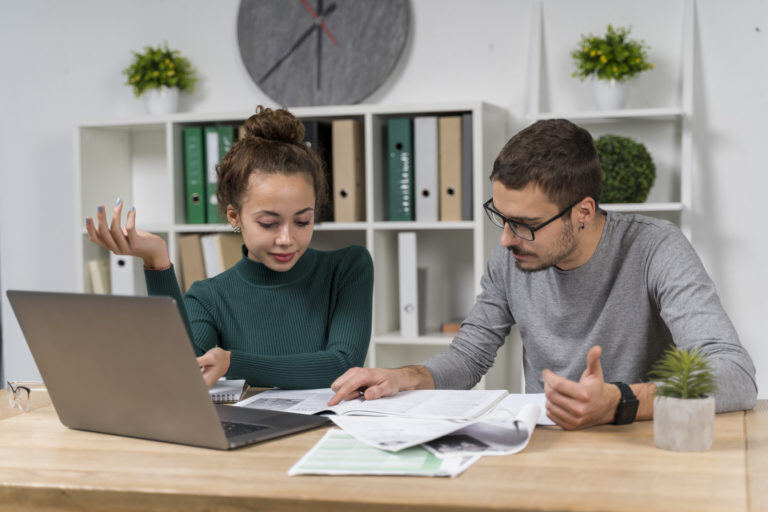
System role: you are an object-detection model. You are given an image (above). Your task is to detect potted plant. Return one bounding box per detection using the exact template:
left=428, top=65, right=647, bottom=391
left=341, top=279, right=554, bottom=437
left=123, top=42, right=197, bottom=115
left=595, top=134, right=656, bottom=204
left=571, top=24, right=654, bottom=110
left=648, top=347, right=717, bottom=451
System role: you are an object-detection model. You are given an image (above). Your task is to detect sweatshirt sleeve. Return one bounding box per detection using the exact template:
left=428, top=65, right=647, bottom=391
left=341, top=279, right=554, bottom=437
left=647, top=229, right=757, bottom=412
left=424, top=245, right=515, bottom=389
left=145, top=266, right=219, bottom=357
left=226, top=246, right=374, bottom=389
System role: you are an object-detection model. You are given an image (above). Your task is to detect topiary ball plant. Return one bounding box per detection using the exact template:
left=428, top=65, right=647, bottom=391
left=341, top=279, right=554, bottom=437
left=595, top=134, right=656, bottom=203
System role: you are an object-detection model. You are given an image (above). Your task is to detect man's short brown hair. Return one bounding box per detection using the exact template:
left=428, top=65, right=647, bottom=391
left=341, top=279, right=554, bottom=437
left=490, top=119, right=602, bottom=209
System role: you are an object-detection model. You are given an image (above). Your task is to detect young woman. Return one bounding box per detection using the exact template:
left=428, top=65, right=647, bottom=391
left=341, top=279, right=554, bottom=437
left=85, top=106, right=374, bottom=389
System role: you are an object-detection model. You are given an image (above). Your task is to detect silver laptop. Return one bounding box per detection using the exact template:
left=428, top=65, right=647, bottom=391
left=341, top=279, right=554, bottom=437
left=7, top=290, right=329, bottom=450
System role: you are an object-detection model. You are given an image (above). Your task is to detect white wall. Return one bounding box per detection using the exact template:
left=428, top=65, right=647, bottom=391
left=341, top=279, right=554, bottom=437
left=1, top=0, right=765, bottom=397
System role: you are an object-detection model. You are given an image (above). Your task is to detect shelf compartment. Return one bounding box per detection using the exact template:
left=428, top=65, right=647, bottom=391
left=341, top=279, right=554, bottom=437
left=79, top=125, right=170, bottom=227
left=372, top=229, right=474, bottom=337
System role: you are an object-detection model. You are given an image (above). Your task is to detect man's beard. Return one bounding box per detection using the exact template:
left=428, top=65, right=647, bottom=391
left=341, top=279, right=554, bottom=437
left=513, top=219, right=578, bottom=273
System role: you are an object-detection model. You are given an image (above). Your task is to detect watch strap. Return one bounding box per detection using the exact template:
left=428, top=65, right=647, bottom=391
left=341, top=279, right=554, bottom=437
left=611, top=381, right=639, bottom=425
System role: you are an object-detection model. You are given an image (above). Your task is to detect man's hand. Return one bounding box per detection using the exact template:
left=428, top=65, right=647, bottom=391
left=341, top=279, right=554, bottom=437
left=197, top=347, right=232, bottom=388
left=328, top=365, right=435, bottom=406
left=542, top=345, right=621, bottom=430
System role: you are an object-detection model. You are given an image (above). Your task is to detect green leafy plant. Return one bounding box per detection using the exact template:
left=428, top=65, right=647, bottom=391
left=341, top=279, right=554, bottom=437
left=122, top=42, right=197, bottom=97
left=649, top=347, right=717, bottom=399
left=571, top=24, right=654, bottom=82
left=595, top=134, right=655, bottom=203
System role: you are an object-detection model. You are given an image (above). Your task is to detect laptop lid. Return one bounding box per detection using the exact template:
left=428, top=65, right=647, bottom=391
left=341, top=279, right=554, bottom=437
left=6, top=290, right=328, bottom=450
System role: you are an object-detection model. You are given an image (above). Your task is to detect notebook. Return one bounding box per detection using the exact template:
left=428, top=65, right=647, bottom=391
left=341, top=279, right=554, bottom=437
left=210, top=379, right=249, bottom=404
left=6, top=290, right=330, bottom=450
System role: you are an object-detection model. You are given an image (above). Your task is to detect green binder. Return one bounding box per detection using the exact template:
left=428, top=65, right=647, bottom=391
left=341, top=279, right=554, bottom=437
left=183, top=126, right=206, bottom=224
left=204, top=125, right=235, bottom=224
left=387, top=117, right=414, bottom=221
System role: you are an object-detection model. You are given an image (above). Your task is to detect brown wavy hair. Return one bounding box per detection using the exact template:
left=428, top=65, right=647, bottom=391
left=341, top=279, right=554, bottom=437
left=490, top=119, right=602, bottom=210
left=216, top=106, right=328, bottom=218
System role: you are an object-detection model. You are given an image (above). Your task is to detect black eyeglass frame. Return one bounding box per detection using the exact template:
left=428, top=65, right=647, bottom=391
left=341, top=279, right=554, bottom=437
left=483, top=198, right=580, bottom=241
left=6, top=380, right=31, bottom=412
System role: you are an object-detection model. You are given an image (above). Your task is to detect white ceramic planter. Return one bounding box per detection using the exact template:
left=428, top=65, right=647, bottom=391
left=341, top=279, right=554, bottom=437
left=654, top=395, right=715, bottom=451
left=142, top=86, right=180, bottom=115
left=591, top=78, right=628, bottom=111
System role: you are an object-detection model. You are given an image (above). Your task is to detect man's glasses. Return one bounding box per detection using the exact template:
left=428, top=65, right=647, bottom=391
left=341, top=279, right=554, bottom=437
left=7, top=381, right=31, bottom=412
left=483, top=198, right=579, bottom=241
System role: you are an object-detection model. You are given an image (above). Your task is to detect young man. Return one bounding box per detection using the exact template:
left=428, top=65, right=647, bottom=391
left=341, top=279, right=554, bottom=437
left=329, top=119, right=757, bottom=429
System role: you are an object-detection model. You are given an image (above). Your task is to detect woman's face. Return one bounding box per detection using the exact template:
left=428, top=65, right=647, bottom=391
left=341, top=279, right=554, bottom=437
left=229, top=172, right=315, bottom=272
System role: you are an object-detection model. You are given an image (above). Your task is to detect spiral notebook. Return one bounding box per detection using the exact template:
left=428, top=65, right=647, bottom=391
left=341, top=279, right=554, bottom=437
left=209, top=379, right=249, bottom=404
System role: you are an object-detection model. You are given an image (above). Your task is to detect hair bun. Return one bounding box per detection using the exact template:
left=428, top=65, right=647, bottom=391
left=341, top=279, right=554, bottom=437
left=243, top=106, right=305, bottom=144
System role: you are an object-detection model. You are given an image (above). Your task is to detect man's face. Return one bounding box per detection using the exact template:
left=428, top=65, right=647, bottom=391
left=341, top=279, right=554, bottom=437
left=491, top=181, right=578, bottom=272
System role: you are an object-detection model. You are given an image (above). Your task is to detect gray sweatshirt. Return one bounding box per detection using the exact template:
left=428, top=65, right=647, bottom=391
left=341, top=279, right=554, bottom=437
left=425, top=212, right=757, bottom=413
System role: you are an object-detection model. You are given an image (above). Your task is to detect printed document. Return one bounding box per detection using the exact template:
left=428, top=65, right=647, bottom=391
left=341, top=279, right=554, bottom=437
left=237, top=388, right=508, bottom=421
left=288, top=429, right=480, bottom=477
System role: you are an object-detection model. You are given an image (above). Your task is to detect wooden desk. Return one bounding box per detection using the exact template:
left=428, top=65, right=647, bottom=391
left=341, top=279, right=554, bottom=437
left=0, top=393, right=765, bottom=512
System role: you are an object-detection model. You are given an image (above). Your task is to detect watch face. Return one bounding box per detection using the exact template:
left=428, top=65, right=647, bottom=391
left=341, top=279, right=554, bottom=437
left=237, top=0, right=410, bottom=106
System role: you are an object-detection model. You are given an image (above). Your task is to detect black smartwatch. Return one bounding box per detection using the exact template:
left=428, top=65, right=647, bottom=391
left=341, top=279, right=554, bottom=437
left=611, top=382, right=639, bottom=425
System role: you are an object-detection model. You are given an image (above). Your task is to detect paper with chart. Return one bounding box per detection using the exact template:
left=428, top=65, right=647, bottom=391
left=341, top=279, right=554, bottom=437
left=288, top=429, right=480, bottom=477
left=237, top=388, right=508, bottom=421
left=329, top=398, right=543, bottom=453
left=423, top=401, right=541, bottom=457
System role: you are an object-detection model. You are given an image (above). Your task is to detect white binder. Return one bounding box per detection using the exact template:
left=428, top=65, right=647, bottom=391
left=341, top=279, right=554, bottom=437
left=200, top=234, right=223, bottom=278
left=109, top=253, right=140, bottom=295
left=414, top=116, right=439, bottom=222
left=398, top=232, right=419, bottom=338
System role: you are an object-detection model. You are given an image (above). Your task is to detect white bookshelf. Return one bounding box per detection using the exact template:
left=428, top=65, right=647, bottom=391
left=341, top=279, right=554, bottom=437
left=526, top=0, right=694, bottom=236
left=74, top=102, right=509, bottom=382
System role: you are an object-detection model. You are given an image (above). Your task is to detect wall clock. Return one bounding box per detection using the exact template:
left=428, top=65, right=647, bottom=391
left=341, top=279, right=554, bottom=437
left=237, top=0, right=410, bottom=106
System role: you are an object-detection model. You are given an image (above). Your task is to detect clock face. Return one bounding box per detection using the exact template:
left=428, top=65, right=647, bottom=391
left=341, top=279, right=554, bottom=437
left=237, top=0, right=410, bottom=106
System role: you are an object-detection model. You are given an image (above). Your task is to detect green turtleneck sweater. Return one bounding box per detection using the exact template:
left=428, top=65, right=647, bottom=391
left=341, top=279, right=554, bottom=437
left=144, top=245, right=373, bottom=389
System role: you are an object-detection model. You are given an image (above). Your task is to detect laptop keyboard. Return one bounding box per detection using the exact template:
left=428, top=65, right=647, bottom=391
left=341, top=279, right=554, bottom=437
left=221, top=421, right=268, bottom=438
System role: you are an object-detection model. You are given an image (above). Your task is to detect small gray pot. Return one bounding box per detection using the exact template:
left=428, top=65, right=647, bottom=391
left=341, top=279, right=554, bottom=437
left=653, top=395, right=715, bottom=451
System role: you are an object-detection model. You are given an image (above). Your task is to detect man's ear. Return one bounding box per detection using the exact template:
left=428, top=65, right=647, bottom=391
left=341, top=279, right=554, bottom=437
left=574, top=197, right=597, bottom=225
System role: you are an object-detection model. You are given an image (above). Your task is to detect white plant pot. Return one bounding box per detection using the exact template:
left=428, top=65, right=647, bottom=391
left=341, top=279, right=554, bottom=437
left=654, top=395, right=715, bottom=451
left=142, top=87, right=180, bottom=115
left=591, top=78, right=629, bottom=111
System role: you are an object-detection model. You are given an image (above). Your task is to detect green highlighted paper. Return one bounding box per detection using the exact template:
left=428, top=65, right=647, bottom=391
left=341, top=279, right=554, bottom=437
left=288, top=429, right=478, bottom=477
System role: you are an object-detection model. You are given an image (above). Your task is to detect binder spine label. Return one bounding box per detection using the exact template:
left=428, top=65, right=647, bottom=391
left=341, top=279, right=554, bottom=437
left=387, top=118, right=414, bottom=221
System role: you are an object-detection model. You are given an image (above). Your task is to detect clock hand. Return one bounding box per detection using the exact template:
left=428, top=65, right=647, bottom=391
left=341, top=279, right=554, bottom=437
left=300, top=0, right=339, bottom=45
left=258, top=2, right=338, bottom=85
left=258, top=23, right=316, bottom=84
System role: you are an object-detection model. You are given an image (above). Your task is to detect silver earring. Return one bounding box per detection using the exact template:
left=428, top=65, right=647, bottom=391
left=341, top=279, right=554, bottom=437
left=232, top=225, right=241, bottom=233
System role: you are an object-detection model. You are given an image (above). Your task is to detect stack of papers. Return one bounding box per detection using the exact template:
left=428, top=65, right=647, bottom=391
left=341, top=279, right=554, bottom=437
left=238, top=388, right=553, bottom=477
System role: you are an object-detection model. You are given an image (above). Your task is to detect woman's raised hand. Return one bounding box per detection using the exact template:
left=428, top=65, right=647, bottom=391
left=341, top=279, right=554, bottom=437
left=85, top=199, right=171, bottom=269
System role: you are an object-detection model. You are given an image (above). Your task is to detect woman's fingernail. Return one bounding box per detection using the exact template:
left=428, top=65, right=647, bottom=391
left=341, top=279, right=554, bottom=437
left=85, top=217, right=90, bottom=225
left=97, top=205, right=104, bottom=213
left=115, top=197, right=121, bottom=206
left=129, top=205, right=135, bottom=212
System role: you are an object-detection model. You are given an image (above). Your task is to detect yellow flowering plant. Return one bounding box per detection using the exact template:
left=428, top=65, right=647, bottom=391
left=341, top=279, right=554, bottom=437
left=571, top=25, right=654, bottom=82
left=123, top=43, right=197, bottom=97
